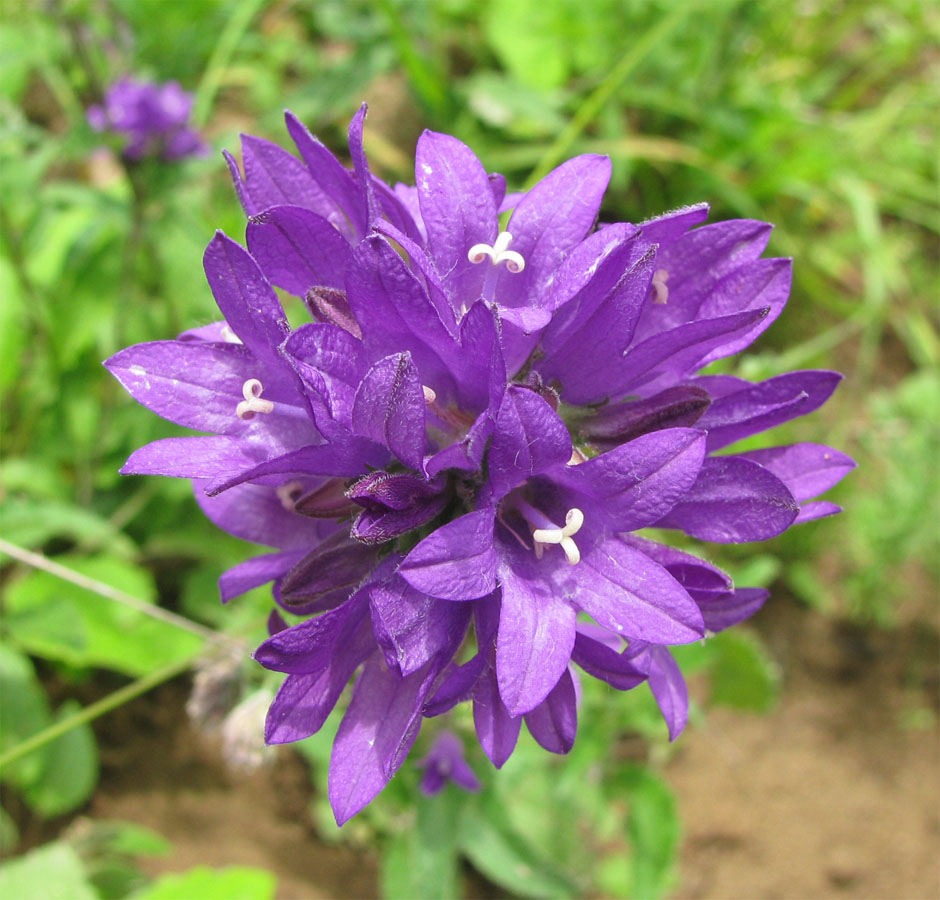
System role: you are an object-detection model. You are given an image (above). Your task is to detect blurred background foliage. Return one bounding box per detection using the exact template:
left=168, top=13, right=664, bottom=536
left=0, top=0, right=937, bottom=898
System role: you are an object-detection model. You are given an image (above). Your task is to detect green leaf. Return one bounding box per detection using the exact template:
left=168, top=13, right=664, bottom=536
left=96, top=821, right=173, bottom=859
left=619, top=766, right=680, bottom=900
left=0, top=841, right=99, bottom=900
left=708, top=630, right=780, bottom=713
left=0, top=255, right=25, bottom=391
left=23, top=700, right=99, bottom=817
left=133, top=866, right=277, bottom=900
left=483, top=0, right=569, bottom=91
left=0, top=806, right=19, bottom=855
left=458, top=798, right=577, bottom=899
left=2, top=555, right=203, bottom=676
left=0, top=642, right=52, bottom=787
left=381, top=790, right=461, bottom=900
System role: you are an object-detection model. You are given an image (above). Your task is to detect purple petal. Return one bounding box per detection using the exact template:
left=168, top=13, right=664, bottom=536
left=223, top=149, right=254, bottom=215
left=794, top=500, right=843, bottom=523
left=489, top=386, right=572, bottom=499
left=657, top=456, right=799, bottom=542
left=368, top=570, right=471, bottom=676
left=240, top=133, right=332, bottom=216
left=472, top=666, right=521, bottom=768
left=121, top=436, right=259, bottom=479
left=246, top=205, right=351, bottom=295
left=219, top=549, right=305, bottom=602
left=737, top=442, right=856, bottom=502
left=570, top=537, right=704, bottom=644
left=399, top=510, right=499, bottom=601
left=284, top=110, right=366, bottom=238
left=495, top=558, right=577, bottom=715
left=498, top=155, right=612, bottom=309
left=345, top=236, right=458, bottom=399
left=571, top=632, right=646, bottom=690
left=351, top=353, right=427, bottom=471
left=524, top=668, right=577, bottom=754
left=424, top=654, right=486, bottom=717
left=696, top=259, right=792, bottom=364
left=616, top=307, right=771, bottom=398
left=278, top=532, right=379, bottom=611
left=636, top=202, right=710, bottom=245
left=700, top=587, right=769, bottom=633
left=619, top=534, right=732, bottom=605
left=205, top=436, right=388, bottom=496
left=265, top=611, right=375, bottom=744
left=202, top=232, right=291, bottom=377
left=575, top=386, right=711, bottom=449
left=329, top=654, right=440, bottom=825
left=451, top=300, right=506, bottom=416
left=644, top=646, right=688, bottom=741
left=415, top=130, right=497, bottom=308
left=347, top=103, right=377, bottom=226
left=698, top=371, right=843, bottom=451
left=632, top=219, right=774, bottom=341
left=105, top=340, right=303, bottom=435
left=254, top=590, right=368, bottom=674
left=557, top=428, right=706, bottom=532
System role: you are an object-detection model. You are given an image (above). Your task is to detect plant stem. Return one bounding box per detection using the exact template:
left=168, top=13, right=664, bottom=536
left=0, top=656, right=194, bottom=771
left=0, top=538, right=231, bottom=646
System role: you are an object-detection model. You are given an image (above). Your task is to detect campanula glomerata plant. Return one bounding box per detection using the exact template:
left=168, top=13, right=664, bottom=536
left=105, top=105, right=854, bottom=825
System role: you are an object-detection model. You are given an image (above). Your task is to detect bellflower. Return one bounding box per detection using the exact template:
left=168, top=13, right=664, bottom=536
left=88, top=77, right=207, bottom=161
left=106, top=104, right=853, bottom=825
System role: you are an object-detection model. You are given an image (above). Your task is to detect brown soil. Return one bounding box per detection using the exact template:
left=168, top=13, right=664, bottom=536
left=11, top=595, right=939, bottom=900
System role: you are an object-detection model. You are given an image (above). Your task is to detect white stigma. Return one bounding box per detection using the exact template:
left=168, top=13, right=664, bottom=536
left=236, top=379, right=274, bottom=420
left=652, top=268, right=670, bottom=304
left=467, top=231, right=525, bottom=273
left=422, top=385, right=437, bottom=405
left=531, top=508, right=584, bottom=565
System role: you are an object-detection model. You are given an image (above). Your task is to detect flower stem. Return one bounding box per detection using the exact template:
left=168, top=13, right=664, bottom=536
left=0, top=655, right=194, bottom=771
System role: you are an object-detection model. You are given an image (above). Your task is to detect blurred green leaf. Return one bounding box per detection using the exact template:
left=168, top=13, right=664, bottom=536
left=22, top=700, right=99, bottom=818
left=0, top=642, right=52, bottom=788
left=3, top=554, right=202, bottom=676
left=0, top=841, right=98, bottom=900
left=708, top=631, right=780, bottom=713
left=133, top=865, right=277, bottom=900
left=381, top=789, right=460, bottom=900
left=620, top=765, right=680, bottom=900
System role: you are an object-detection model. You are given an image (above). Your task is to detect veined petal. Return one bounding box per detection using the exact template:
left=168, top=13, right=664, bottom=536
left=399, top=510, right=499, bottom=601
left=571, top=632, right=646, bottom=690
left=351, top=352, right=427, bottom=471
left=120, top=435, right=260, bottom=479
left=240, top=133, right=334, bottom=216
left=556, top=428, right=706, bottom=532
left=699, top=587, right=769, bottom=633
left=472, top=666, right=521, bottom=769
left=496, top=556, right=577, bottom=716
left=737, top=442, right=855, bottom=502
left=569, top=537, right=704, bottom=644
left=497, top=154, right=612, bottom=310
left=524, top=668, right=577, bottom=754
left=657, top=456, right=799, bottom=542
left=416, top=130, right=497, bottom=308
left=219, top=549, right=305, bottom=603
left=246, top=205, right=351, bottom=296
left=489, top=386, right=572, bottom=499
left=643, top=646, right=688, bottom=741
left=329, top=654, right=441, bottom=826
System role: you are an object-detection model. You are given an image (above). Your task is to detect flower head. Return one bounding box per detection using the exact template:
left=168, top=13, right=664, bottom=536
left=106, top=104, right=854, bottom=824
left=88, top=77, right=207, bottom=161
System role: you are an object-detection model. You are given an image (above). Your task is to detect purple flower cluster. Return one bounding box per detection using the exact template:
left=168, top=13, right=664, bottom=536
left=106, top=105, right=854, bottom=824
left=88, top=77, right=207, bottom=161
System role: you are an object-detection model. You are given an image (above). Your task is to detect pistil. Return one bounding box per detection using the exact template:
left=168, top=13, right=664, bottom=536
left=467, top=231, right=525, bottom=273
left=236, top=379, right=274, bottom=420
left=515, top=499, right=584, bottom=565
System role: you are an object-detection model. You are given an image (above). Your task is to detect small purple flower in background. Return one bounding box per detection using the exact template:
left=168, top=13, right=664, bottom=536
left=417, top=731, right=480, bottom=796
left=88, top=76, right=207, bottom=161
left=106, top=104, right=854, bottom=825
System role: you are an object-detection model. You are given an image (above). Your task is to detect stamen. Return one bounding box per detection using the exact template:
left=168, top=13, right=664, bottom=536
left=652, top=269, right=670, bottom=304
left=467, top=231, right=525, bottom=273
left=220, top=324, right=242, bottom=343
left=236, top=379, right=274, bottom=420
left=516, top=501, right=584, bottom=565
